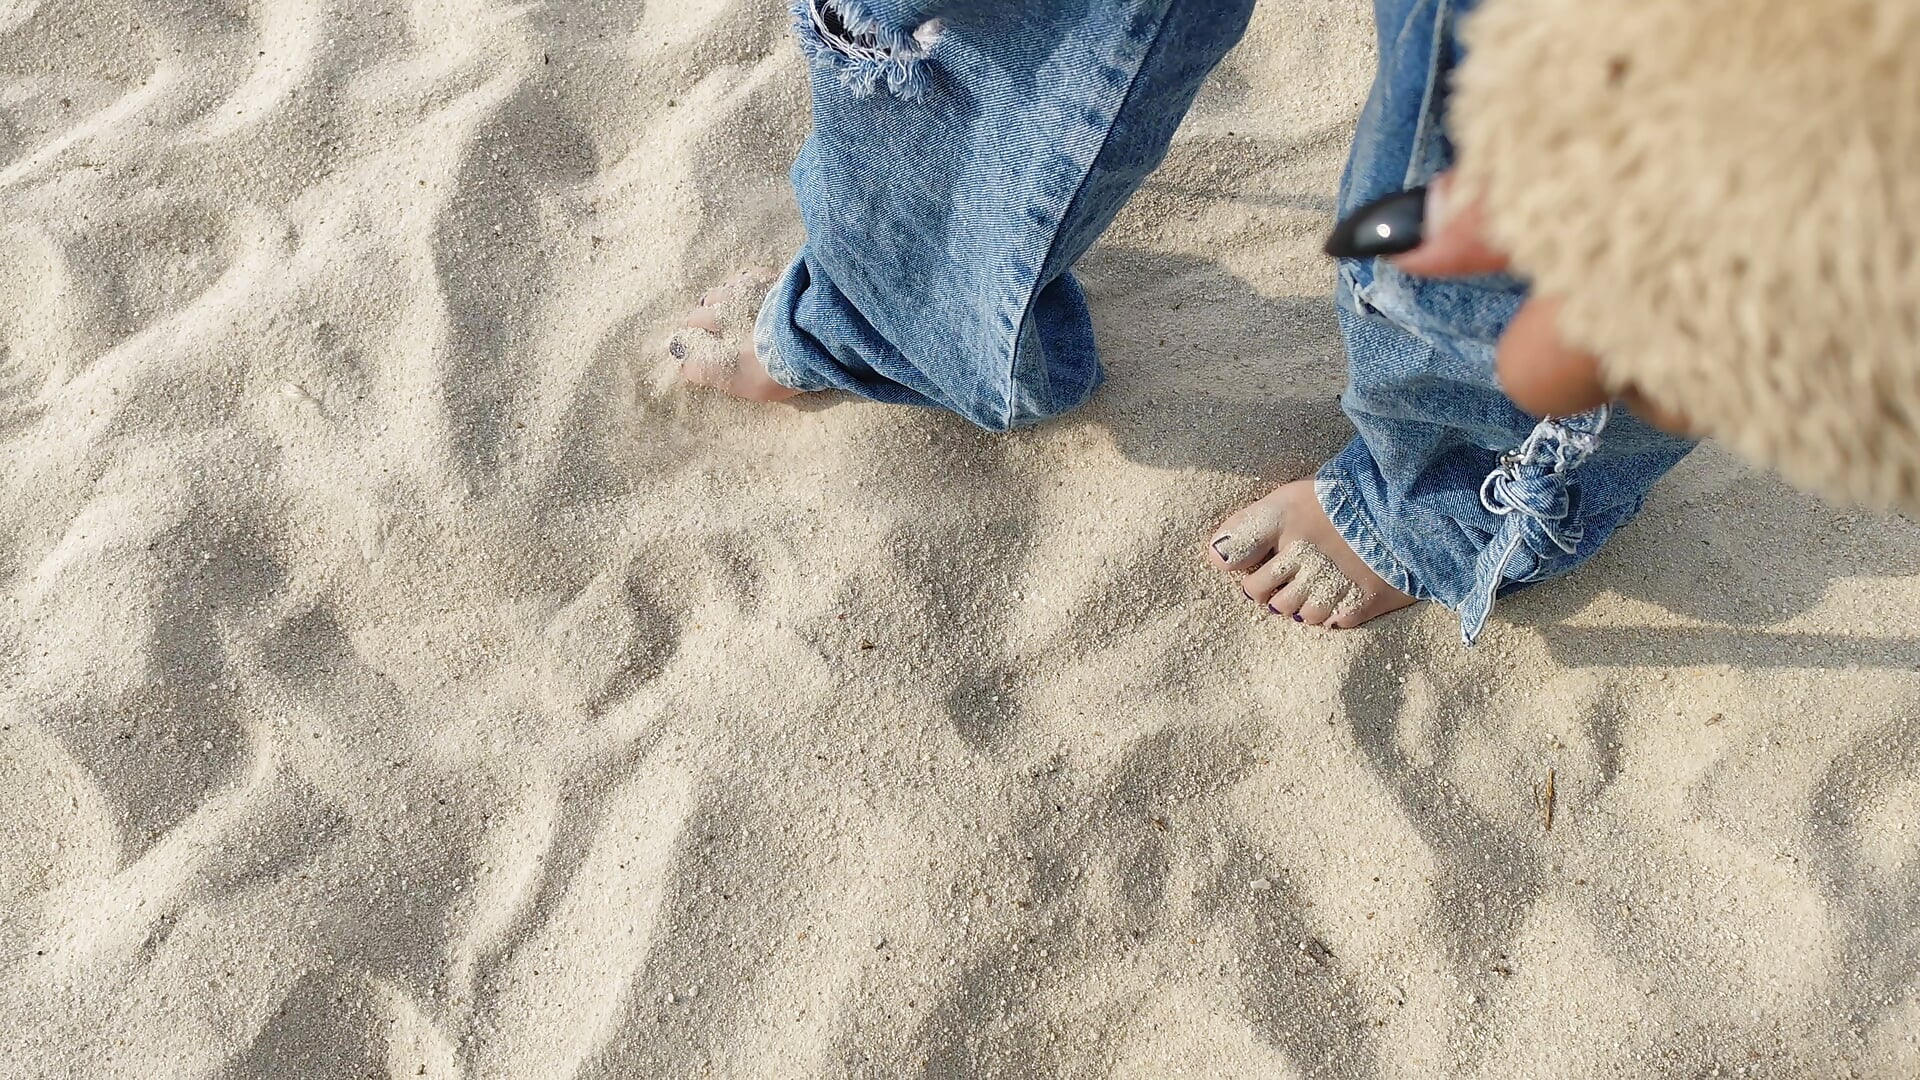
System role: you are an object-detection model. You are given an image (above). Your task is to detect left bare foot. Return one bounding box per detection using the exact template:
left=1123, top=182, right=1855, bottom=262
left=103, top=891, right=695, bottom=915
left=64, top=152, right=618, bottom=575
left=1207, top=478, right=1418, bottom=629
left=669, top=268, right=804, bottom=403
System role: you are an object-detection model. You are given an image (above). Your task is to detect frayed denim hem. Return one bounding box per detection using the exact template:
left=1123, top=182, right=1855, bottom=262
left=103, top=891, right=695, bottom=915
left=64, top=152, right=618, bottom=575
left=791, top=0, right=945, bottom=101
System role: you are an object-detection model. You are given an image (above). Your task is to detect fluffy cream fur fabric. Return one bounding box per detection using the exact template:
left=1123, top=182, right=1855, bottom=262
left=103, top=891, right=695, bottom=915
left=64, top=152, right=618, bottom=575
left=1452, top=0, right=1920, bottom=510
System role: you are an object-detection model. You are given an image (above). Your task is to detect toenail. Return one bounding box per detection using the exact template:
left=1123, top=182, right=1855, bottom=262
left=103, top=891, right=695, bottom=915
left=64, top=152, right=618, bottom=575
left=669, top=339, right=687, bottom=360
left=1267, top=604, right=1281, bottom=616
left=1212, top=536, right=1231, bottom=558
left=1292, top=614, right=1304, bottom=623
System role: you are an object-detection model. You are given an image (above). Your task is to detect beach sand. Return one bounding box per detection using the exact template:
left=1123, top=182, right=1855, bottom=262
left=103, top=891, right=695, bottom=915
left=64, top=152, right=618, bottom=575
left=2, top=1, right=1918, bottom=1076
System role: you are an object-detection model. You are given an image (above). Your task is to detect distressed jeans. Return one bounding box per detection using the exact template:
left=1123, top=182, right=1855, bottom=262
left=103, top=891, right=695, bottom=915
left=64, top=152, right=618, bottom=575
left=754, top=0, right=1697, bottom=643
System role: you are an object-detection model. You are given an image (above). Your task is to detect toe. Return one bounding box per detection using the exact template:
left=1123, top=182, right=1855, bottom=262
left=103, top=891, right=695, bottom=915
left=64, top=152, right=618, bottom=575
left=1326, top=593, right=1368, bottom=630
left=668, top=329, right=694, bottom=363
left=1296, top=568, right=1360, bottom=627
left=673, top=328, right=737, bottom=387
left=1296, top=594, right=1340, bottom=627
left=1241, top=557, right=1297, bottom=608
left=713, top=267, right=777, bottom=304
left=1267, top=577, right=1310, bottom=621
left=1208, top=504, right=1285, bottom=571
left=1209, top=529, right=1274, bottom=572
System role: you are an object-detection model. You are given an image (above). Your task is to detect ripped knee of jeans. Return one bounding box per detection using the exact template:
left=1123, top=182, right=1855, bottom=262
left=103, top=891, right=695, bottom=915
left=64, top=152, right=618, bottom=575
left=792, top=0, right=944, bottom=100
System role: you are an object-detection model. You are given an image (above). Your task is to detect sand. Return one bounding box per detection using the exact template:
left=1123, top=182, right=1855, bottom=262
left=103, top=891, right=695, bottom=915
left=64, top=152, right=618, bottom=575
left=1, top=1, right=1918, bottom=1077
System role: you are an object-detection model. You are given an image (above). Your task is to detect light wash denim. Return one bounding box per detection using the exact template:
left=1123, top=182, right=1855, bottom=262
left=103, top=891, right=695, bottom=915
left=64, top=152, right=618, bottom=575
left=756, top=0, right=1696, bottom=643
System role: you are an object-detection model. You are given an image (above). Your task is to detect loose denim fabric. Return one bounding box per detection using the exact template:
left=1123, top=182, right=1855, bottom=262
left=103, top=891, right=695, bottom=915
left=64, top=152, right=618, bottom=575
left=760, top=0, right=1254, bottom=429
left=757, top=0, right=1696, bottom=643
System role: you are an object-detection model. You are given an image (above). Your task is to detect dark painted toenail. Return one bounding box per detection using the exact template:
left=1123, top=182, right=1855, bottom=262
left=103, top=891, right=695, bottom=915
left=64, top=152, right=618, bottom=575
left=1293, top=614, right=1304, bottom=623
left=1267, top=604, right=1280, bottom=615
left=669, top=339, right=687, bottom=360
left=1212, top=536, right=1231, bottom=558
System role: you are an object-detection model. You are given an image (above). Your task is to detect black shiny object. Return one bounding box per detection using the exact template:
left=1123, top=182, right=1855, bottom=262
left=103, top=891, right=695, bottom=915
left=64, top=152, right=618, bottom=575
left=1323, top=186, right=1428, bottom=259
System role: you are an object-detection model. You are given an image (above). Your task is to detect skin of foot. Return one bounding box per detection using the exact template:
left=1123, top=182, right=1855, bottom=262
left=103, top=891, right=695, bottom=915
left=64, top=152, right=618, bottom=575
left=673, top=268, right=804, bottom=403
left=1207, top=478, right=1418, bottom=630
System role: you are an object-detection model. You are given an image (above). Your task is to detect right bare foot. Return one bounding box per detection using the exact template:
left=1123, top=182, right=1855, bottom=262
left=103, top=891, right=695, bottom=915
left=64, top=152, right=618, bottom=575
left=1207, top=478, right=1418, bottom=630
left=670, top=268, right=804, bottom=403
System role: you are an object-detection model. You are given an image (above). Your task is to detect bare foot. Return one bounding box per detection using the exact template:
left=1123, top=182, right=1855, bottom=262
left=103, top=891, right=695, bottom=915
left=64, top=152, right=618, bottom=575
left=670, top=268, right=804, bottom=403
left=1207, top=479, right=1417, bottom=630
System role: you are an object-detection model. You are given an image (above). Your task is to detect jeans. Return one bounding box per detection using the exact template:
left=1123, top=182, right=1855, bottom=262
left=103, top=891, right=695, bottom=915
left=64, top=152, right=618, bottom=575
left=756, top=0, right=1696, bottom=643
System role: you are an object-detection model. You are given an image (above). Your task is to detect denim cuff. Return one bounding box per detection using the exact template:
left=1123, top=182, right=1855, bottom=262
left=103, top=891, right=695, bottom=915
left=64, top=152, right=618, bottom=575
left=1314, top=450, right=1428, bottom=606
left=754, top=266, right=830, bottom=394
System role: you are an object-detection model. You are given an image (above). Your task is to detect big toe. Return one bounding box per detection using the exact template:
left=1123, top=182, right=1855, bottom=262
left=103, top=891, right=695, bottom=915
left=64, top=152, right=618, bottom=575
left=670, top=325, right=741, bottom=386
left=1209, top=500, right=1286, bottom=572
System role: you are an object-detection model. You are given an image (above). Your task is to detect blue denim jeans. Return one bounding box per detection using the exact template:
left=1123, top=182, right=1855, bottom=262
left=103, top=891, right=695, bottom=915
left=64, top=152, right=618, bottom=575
left=757, top=0, right=1696, bottom=643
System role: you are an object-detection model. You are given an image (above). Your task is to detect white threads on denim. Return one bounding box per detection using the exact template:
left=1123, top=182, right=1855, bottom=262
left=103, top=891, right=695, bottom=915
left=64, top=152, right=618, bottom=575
left=1478, top=405, right=1611, bottom=556
left=794, top=0, right=944, bottom=101
left=1461, top=405, right=1613, bottom=644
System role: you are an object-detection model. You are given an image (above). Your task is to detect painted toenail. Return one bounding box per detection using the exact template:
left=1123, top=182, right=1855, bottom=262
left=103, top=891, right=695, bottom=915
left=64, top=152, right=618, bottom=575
left=1215, top=534, right=1263, bottom=565
left=1267, top=604, right=1281, bottom=616
left=669, top=339, right=687, bottom=360
left=1292, top=614, right=1304, bottom=623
